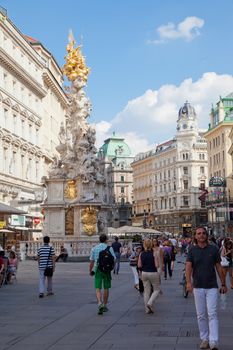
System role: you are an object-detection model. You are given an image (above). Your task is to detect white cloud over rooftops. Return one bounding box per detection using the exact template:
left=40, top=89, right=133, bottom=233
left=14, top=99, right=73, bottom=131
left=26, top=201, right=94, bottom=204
left=148, top=16, right=204, bottom=44
left=95, top=72, right=233, bottom=156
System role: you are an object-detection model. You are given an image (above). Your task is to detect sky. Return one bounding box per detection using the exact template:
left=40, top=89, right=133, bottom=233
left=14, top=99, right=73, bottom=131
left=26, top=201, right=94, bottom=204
left=2, top=0, right=233, bottom=155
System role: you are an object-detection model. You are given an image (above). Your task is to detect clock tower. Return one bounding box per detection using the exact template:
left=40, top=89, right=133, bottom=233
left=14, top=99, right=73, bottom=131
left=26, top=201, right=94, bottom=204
left=176, top=100, right=198, bottom=136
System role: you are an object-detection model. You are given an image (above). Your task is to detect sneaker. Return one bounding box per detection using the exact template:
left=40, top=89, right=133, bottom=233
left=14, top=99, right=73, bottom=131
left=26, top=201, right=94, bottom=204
left=200, top=340, right=210, bottom=349
left=147, top=304, right=154, bottom=314
left=210, top=344, right=218, bottom=350
left=98, top=304, right=104, bottom=315
left=39, top=293, right=44, bottom=298
left=47, top=292, right=54, bottom=296
left=102, top=305, right=109, bottom=312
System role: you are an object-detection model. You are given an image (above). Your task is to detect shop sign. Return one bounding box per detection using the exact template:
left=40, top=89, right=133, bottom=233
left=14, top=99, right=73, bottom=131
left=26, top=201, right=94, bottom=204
left=34, top=217, right=41, bottom=225
left=11, top=215, right=25, bottom=226
left=209, top=177, right=226, bottom=187
left=0, top=220, right=6, bottom=229
left=182, top=223, right=192, bottom=227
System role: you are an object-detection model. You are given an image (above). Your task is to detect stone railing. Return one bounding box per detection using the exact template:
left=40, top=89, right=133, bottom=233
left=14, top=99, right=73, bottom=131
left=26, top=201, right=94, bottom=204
left=19, top=239, right=99, bottom=261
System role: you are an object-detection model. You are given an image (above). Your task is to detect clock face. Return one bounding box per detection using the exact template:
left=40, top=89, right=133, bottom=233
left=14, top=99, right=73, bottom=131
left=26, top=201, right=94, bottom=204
left=183, top=124, right=187, bottom=129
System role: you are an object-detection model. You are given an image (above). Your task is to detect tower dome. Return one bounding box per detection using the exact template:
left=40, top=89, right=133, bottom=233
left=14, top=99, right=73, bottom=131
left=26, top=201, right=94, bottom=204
left=178, top=101, right=196, bottom=121
left=176, top=101, right=198, bottom=133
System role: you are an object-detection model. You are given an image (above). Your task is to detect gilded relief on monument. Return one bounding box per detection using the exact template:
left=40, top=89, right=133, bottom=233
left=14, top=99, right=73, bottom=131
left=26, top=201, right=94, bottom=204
left=65, top=208, right=74, bottom=235
left=64, top=180, right=77, bottom=199
left=81, top=207, right=98, bottom=236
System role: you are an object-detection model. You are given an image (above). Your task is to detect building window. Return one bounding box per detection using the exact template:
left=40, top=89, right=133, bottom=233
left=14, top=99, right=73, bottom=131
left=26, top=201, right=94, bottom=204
left=173, top=197, right=176, bottom=207
left=21, top=155, right=24, bottom=178
left=121, top=175, right=124, bottom=182
left=183, top=196, right=189, bottom=207
left=183, top=180, right=188, bottom=190
left=121, top=187, right=124, bottom=193
left=174, top=183, right=176, bottom=191
left=200, top=166, right=205, bottom=174
left=21, top=119, right=25, bottom=138
left=35, top=161, right=39, bottom=182
left=4, top=109, right=8, bottom=129
left=13, top=115, right=17, bottom=134
left=3, top=148, right=8, bottom=173
left=183, top=167, right=188, bottom=175
left=29, top=124, right=32, bottom=141
left=200, top=181, right=205, bottom=190
left=169, top=198, right=171, bottom=208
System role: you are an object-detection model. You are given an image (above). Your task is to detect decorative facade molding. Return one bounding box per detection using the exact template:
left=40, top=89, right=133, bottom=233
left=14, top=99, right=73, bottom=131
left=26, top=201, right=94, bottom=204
left=0, top=47, right=46, bottom=98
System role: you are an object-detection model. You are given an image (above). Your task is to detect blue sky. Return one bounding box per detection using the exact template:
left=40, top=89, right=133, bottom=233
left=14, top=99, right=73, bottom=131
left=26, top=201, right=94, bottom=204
left=2, top=0, right=233, bottom=154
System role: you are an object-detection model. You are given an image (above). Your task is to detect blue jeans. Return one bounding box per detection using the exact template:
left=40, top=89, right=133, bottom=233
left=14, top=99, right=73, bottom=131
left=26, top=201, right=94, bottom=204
left=114, top=252, right=121, bottom=273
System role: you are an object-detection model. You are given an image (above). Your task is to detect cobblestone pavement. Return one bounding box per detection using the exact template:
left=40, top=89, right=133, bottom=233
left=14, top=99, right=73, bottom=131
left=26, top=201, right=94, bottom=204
left=0, top=257, right=233, bottom=350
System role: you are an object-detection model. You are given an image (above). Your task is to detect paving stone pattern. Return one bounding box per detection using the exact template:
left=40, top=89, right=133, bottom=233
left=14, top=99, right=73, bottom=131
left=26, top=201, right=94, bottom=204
left=0, top=257, right=233, bottom=350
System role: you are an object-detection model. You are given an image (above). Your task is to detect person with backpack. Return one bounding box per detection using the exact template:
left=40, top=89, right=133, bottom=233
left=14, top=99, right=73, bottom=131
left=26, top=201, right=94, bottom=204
left=89, top=234, right=116, bottom=315
left=162, top=240, right=172, bottom=280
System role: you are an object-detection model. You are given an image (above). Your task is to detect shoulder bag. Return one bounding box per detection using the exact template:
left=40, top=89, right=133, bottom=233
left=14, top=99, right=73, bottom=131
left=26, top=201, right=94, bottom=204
left=220, top=256, right=229, bottom=267
left=44, top=247, right=53, bottom=276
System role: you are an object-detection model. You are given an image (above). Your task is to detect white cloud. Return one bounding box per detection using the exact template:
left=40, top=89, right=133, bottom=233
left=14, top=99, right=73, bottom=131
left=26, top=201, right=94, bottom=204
left=95, top=72, right=233, bottom=156
left=148, top=16, right=204, bottom=44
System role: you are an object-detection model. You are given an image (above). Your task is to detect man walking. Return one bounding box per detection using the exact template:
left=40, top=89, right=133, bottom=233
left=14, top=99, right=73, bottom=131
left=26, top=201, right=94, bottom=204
left=111, top=236, right=122, bottom=274
left=37, top=236, right=56, bottom=298
left=186, top=226, right=227, bottom=350
left=89, top=234, right=116, bottom=315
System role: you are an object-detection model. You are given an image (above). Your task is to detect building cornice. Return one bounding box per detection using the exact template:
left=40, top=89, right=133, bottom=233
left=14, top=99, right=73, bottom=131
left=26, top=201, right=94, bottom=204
left=0, top=47, right=46, bottom=98
left=204, top=122, right=233, bottom=138
left=42, top=70, right=68, bottom=109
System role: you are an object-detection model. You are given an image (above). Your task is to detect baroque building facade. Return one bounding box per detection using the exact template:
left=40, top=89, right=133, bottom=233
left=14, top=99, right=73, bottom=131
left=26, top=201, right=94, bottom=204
left=132, top=102, right=208, bottom=235
left=0, top=8, right=68, bottom=226
left=205, top=93, right=233, bottom=235
left=99, top=133, right=134, bottom=228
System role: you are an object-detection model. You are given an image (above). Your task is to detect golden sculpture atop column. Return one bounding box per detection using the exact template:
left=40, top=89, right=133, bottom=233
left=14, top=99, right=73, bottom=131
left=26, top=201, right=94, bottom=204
left=63, top=30, right=90, bottom=82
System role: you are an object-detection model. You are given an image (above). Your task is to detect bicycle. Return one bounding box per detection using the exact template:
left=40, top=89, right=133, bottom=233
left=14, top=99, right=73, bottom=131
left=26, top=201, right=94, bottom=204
left=178, top=261, right=189, bottom=298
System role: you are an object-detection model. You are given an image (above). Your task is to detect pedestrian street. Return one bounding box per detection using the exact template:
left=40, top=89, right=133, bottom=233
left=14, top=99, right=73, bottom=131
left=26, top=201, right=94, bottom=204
left=0, top=259, right=233, bottom=350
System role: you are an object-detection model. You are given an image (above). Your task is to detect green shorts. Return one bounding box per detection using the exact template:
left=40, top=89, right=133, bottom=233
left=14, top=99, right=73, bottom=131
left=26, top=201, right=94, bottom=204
left=94, top=268, right=111, bottom=289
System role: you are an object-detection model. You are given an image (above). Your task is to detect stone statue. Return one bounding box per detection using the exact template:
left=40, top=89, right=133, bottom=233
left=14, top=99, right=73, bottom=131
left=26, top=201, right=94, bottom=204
left=48, top=33, right=105, bottom=201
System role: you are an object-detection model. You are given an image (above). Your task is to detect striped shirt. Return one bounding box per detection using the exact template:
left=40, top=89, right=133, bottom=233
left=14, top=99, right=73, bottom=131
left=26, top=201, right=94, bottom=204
left=37, top=244, right=55, bottom=269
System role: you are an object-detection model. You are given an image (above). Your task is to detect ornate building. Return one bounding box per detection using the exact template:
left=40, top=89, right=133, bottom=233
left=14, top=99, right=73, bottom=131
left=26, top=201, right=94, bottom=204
left=205, top=93, right=233, bottom=235
left=0, top=7, right=68, bottom=227
left=99, top=133, right=134, bottom=227
left=132, top=101, right=208, bottom=235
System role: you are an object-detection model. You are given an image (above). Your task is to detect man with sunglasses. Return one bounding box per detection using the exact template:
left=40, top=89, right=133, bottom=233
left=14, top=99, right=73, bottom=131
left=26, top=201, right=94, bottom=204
left=186, top=226, right=227, bottom=350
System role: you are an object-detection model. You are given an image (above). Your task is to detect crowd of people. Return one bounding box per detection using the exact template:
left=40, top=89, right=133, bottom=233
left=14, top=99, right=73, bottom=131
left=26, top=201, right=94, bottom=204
left=88, top=229, right=233, bottom=350
left=2, top=228, right=232, bottom=350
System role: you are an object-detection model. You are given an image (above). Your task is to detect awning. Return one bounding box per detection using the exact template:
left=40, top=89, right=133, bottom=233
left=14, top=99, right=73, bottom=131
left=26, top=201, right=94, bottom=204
left=13, top=226, right=30, bottom=231
left=0, top=229, right=15, bottom=234
left=0, top=202, right=27, bottom=215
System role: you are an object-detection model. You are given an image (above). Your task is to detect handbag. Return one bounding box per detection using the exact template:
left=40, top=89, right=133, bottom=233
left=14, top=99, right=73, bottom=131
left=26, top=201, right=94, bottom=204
left=220, top=256, right=229, bottom=267
left=44, top=247, right=53, bottom=277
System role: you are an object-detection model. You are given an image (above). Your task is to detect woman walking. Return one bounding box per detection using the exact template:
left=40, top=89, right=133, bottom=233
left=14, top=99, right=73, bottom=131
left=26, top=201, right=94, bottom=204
left=220, top=238, right=233, bottom=289
left=138, top=239, right=160, bottom=314
left=129, top=245, right=142, bottom=290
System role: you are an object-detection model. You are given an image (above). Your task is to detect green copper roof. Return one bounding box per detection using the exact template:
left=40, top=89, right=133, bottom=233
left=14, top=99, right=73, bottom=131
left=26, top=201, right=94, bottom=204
left=99, top=132, right=131, bottom=158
